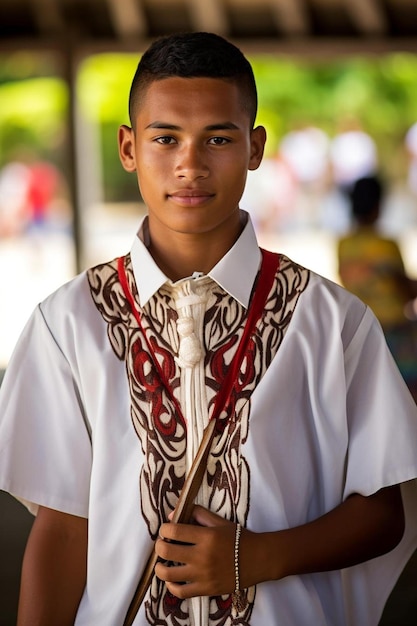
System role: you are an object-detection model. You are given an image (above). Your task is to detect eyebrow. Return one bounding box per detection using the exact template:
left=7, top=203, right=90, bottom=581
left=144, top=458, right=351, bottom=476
left=145, top=121, right=240, bottom=131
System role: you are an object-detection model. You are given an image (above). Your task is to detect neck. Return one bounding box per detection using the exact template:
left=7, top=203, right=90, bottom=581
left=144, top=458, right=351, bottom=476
left=148, top=218, right=244, bottom=282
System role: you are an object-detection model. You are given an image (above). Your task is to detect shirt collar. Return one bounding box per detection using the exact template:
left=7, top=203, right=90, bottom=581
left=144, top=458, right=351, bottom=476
left=130, top=210, right=262, bottom=309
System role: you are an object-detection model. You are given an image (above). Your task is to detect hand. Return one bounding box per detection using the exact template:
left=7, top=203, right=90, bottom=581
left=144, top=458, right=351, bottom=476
left=154, top=506, right=238, bottom=599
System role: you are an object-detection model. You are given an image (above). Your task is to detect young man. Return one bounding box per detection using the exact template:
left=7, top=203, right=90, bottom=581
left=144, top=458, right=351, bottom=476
left=1, top=32, right=417, bottom=626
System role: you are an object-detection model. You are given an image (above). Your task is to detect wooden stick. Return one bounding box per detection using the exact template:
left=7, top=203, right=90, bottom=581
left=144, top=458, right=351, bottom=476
left=123, top=419, right=216, bottom=626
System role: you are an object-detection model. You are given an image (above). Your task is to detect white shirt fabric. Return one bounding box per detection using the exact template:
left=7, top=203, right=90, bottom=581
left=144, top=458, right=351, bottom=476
left=1, top=212, right=417, bottom=626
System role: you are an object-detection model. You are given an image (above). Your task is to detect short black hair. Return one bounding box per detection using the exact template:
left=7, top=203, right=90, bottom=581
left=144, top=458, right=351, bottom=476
left=128, top=31, right=258, bottom=128
left=350, top=175, right=384, bottom=222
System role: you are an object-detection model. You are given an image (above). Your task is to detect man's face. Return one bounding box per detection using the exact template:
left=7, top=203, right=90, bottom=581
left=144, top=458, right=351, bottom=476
left=118, top=76, right=265, bottom=242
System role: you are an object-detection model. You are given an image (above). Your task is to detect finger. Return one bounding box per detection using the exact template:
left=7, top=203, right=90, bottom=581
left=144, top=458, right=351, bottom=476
left=155, top=537, right=196, bottom=563
left=159, top=522, right=194, bottom=544
left=165, top=580, right=201, bottom=600
left=159, top=521, right=204, bottom=545
left=155, top=561, right=191, bottom=584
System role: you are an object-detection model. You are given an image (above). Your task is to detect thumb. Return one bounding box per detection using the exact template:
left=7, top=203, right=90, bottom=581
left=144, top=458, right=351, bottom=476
left=191, top=505, right=232, bottom=528
left=166, top=506, right=219, bottom=524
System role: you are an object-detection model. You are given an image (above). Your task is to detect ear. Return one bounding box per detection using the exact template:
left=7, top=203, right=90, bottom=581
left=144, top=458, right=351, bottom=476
left=249, top=125, right=267, bottom=171
left=118, top=125, right=136, bottom=172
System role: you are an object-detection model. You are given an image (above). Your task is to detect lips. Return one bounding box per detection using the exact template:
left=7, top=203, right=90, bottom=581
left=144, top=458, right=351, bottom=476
left=168, top=189, right=215, bottom=207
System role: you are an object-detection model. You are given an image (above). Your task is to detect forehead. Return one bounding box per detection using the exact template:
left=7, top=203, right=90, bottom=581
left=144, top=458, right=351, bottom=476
left=135, top=76, right=251, bottom=127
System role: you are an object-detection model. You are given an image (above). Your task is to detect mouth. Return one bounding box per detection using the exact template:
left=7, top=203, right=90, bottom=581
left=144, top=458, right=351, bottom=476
left=168, top=190, right=215, bottom=207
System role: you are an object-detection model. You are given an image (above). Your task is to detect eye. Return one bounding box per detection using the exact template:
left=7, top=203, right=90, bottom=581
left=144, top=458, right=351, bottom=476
left=208, top=136, right=230, bottom=145
left=155, top=136, right=176, bottom=145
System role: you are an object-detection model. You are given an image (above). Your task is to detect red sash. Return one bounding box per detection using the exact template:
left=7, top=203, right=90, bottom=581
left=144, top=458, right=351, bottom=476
left=117, top=248, right=280, bottom=428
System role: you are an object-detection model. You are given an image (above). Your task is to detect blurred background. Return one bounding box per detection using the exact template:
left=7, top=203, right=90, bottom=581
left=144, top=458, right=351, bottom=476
left=1, top=0, right=417, bottom=623
left=1, top=0, right=417, bottom=368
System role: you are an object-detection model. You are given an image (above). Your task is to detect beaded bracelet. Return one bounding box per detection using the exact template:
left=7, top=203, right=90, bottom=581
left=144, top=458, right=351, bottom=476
left=232, top=522, right=248, bottom=613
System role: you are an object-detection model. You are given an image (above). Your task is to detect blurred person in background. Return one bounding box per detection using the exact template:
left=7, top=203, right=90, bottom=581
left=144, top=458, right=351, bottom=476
left=338, top=175, right=417, bottom=401
left=0, top=160, right=32, bottom=237
left=405, top=121, right=417, bottom=198
left=26, top=160, right=60, bottom=232
left=330, top=120, right=378, bottom=195
left=279, top=124, right=330, bottom=229
left=0, top=156, right=70, bottom=238
left=323, top=119, right=379, bottom=234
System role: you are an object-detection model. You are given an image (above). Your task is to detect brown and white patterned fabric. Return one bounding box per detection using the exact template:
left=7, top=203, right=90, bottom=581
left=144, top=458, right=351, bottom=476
left=88, top=251, right=309, bottom=625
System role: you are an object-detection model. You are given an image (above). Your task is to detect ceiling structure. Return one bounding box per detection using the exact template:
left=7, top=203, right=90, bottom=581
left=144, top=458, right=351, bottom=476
left=1, top=0, right=417, bottom=56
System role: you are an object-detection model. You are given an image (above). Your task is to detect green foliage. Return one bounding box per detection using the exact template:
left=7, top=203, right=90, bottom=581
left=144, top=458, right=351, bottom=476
left=254, top=54, right=417, bottom=144
left=77, top=54, right=139, bottom=125
left=100, top=121, right=139, bottom=202
left=248, top=54, right=417, bottom=178
left=0, top=51, right=58, bottom=84
left=0, top=76, right=67, bottom=167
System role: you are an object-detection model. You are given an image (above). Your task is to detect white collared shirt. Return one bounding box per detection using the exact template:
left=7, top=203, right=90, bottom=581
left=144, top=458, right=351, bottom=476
left=1, top=212, right=417, bottom=626
left=130, top=211, right=262, bottom=309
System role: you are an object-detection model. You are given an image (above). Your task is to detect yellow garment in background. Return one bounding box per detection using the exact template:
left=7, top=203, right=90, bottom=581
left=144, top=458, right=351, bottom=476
left=338, top=228, right=408, bottom=329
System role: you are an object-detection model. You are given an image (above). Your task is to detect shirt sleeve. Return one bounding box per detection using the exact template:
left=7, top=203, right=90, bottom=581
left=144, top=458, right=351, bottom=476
left=0, top=305, right=92, bottom=517
left=343, top=306, right=417, bottom=499
left=340, top=307, right=417, bottom=625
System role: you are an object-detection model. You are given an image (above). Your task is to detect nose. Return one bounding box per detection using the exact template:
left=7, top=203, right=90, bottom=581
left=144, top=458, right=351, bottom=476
left=175, top=142, right=209, bottom=180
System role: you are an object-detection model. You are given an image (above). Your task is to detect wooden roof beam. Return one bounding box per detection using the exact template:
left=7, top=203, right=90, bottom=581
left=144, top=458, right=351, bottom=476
left=28, top=0, right=66, bottom=35
left=269, top=0, right=310, bottom=36
left=106, top=0, right=147, bottom=38
left=342, top=0, right=388, bottom=35
left=187, top=0, right=229, bottom=36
